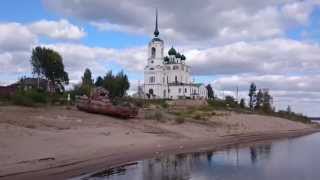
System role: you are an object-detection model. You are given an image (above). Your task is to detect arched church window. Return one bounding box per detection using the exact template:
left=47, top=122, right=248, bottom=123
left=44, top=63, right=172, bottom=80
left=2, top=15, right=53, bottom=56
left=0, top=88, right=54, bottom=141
left=175, top=76, right=178, bottom=83
left=151, top=47, right=156, bottom=58
left=185, top=88, right=187, bottom=93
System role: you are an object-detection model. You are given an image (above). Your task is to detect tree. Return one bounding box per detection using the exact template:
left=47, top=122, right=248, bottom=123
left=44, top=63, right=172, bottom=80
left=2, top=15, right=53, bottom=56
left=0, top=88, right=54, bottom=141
left=116, top=71, right=130, bottom=98
left=102, top=70, right=130, bottom=99
left=30, top=46, right=69, bottom=92
left=255, top=89, right=263, bottom=110
left=225, top=95, right=236, bottom=107
left=95, top=76, right=104, bottom=87
left=240, top=98, right=246, bottom=108
left=262, top=90, right=273, bottom=113
left=286, top=105, right=292, bottom=114
left=206, top=84, right=214, bottom=100
left=81, top=68, right=93, bottom=96
left=82, top=69, right=93, bottom=86
left=248, top=82, right=257, bottom=111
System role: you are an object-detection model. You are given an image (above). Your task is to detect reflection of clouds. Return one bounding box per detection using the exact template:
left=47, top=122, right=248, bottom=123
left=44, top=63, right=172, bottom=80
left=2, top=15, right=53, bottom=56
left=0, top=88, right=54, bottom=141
left=75, top=134, right=320, bottom=180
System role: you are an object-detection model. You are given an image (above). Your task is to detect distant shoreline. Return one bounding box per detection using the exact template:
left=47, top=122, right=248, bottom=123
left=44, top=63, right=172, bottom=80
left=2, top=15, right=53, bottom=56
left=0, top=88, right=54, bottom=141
left=1, top=128, right=319, bottom=180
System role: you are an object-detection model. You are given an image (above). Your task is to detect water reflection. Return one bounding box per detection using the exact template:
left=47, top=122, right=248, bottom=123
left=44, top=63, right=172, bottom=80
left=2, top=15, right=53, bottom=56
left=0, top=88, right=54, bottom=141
left=71, top=133, right=320, bottom=180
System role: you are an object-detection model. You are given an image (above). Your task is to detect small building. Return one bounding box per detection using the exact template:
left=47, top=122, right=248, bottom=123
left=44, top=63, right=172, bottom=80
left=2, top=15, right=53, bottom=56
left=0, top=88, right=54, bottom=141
left=0, top=77, right=57, bottom=97
left=0, top=84, right=17, bottom=97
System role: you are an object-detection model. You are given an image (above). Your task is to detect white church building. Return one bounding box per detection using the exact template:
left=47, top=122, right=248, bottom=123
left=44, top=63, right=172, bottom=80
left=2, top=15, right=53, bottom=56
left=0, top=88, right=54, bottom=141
left=143, top=11, right=207, bottom=100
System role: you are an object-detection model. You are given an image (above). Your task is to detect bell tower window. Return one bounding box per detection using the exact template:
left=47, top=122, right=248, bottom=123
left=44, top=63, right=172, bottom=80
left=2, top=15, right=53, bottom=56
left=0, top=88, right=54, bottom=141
left=151, top=47, right=156, bottom=58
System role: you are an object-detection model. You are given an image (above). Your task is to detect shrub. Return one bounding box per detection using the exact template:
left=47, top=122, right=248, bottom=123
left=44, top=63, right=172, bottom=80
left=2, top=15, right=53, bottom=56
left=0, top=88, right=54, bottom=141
left=175, top=116, right=185, bottom=124
left=12, top=92, right=35, bottom=106
left=154, top=110, right=164, bottom=122
left=144, top=110, right=165, bottom=122
left=193, top=114, right=202, bottom=120
left=12, top=90, right=48, bottom=106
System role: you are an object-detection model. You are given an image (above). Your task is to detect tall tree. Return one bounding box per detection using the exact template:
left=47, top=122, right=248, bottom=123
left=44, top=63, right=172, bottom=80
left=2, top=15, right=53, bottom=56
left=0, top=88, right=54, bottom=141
left=248, top=82, right=257, bottom=111
left=95, top=76, right=104, bottom=87
left=286, top=105, right=292, bottom=114
left=206, top=84, right=214, bottom=100
left=81, top=68, right=93, bottom=96
left=255, top=89, right=263, bottom=110
left=240, top=98, right=246, bottom=108
left=30, top=47, right=43, bottom=88
left=82, top=68, right=93, bottom=86
left=116, top=71, right=130, bottom=97
left=262, top=90, right=273, bottom=113
left=30, top=46, right=69, bottom=92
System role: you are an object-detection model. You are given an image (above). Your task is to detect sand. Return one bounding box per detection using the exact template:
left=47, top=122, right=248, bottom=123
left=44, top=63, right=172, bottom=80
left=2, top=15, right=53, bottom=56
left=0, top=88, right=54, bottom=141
left=0, top=106, right=318, bottom=180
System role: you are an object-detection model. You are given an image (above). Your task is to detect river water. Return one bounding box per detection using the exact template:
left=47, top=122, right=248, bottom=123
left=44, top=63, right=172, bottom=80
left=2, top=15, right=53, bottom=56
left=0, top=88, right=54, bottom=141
left=71, top=133, right=320, bottom=180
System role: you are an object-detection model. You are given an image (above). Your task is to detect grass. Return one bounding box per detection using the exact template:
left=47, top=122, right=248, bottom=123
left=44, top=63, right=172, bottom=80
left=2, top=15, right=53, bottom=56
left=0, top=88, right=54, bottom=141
left=144, top=109, right=166, bottom=122
left=0, top=89, right=69, bottom=107
left=175, top=116, right=185, bottom=124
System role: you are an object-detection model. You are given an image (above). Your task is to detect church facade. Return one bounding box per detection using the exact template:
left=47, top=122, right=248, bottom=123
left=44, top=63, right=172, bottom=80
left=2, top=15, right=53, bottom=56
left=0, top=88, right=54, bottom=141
left=143, top=11, right=207, bottom=100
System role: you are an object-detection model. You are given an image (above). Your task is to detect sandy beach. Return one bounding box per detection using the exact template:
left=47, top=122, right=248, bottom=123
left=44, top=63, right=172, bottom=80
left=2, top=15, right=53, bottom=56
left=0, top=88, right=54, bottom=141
left=0, top=106, right=318, bottom=180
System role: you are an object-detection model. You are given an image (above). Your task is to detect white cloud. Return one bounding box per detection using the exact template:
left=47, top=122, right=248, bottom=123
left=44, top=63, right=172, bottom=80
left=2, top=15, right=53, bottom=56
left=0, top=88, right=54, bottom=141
left=44, top=0, right=320, bottom=44
left=29, top=19, right=86, bottom=40
left=282, top=0, right=316, bottom=25
left=0, top=23, right=37, bottom=52
left=186, top=38, right=320, bottom=75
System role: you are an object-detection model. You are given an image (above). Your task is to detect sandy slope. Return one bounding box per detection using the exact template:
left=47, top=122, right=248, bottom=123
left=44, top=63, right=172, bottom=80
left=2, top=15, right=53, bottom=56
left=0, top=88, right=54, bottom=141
left=0, top=106, right=316, bottom=179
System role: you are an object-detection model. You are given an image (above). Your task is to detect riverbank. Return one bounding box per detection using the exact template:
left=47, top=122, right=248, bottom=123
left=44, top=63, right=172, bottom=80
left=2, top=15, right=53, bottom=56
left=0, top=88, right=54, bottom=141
left=0, top=106, right=318, bottom=180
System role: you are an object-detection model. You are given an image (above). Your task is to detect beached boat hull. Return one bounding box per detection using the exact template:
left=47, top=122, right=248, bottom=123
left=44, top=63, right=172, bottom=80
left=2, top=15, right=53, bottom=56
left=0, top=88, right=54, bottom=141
left=76, top=97, right=138, bottom=119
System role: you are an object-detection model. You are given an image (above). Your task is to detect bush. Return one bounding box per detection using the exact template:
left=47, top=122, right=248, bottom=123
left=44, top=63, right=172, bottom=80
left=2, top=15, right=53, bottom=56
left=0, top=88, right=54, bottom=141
left=175, top=116, right=185, bottom=124
left=12, top=90, right=48, bottom=106
left=154, top=110, right=164, bottom=122
left=144, top=110, right=165, bottom=122
left=193, top=114, right=202, bottom=120
left=144, top=99, right=169, bottom=109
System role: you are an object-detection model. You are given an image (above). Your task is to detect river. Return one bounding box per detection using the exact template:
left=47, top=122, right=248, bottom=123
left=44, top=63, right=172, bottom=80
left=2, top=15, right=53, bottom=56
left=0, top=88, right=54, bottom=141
left=71, top=132, right=320, bottom=180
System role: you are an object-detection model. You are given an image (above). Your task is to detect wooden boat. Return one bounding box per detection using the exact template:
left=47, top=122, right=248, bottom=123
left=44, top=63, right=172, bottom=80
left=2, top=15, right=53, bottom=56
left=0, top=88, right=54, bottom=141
left=76, top=88, right=138, bottom=119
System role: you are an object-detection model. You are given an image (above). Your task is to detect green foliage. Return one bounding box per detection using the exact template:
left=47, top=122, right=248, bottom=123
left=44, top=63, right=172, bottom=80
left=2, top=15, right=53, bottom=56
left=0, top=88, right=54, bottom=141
left=82, top=68, right=93, bottom=86
left=262, top=91, right=272, bottom=113
left=144, top=110, right=165, bottom=122
left=12, top=90, right=48, bottom=106
left=95, top=76, right=104, bottom=87
left=144, top=99, right=168, bottom=108
left=102, top=70, right=130, bottom=99
left=30, top=46, right=69, bottom=91
left=276, top=110, right=310, bottom=123
left=225, top=95, right=236, bottom=106
left=175, top=116, right=185, bottom=124
left=240, top=98, right=246, bottom=108
left=255, top=89, right=263, bottom=110
left=206, top=84, right=214, bottom=100
left=81, top=68, right=94, bottom=96
left=207, top=99, right=229, bottom=109
left=248, top=82, right=257, bottom=110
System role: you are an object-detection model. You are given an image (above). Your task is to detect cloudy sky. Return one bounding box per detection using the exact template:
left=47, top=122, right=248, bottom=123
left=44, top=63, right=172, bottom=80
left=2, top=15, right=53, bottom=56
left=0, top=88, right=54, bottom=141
left=0, top=0, right=320, bottom=116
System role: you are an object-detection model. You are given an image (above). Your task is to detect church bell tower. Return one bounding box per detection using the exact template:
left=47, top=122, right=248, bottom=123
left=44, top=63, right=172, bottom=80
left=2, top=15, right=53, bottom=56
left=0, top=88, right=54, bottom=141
left=147, top=9, right=164, bottom=66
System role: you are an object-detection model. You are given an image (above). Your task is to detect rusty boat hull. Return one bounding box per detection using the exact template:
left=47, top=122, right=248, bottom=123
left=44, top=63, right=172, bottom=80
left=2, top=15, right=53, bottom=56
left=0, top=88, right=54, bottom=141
left=76, top=98, right=138, bottom=119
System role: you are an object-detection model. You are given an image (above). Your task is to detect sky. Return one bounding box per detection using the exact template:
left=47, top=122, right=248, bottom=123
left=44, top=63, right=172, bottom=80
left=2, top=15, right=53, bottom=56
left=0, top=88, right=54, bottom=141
left=0, top=0, right=320, bottom=116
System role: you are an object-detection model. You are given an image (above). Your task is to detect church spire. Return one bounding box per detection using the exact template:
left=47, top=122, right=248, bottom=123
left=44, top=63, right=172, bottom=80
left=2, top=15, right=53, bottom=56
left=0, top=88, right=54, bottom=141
left=154, top=8, right=159, bottom=37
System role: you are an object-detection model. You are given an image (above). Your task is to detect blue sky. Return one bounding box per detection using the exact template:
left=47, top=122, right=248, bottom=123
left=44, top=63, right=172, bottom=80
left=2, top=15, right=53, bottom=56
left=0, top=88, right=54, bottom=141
left=0, top=0, right=320, bottom=116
